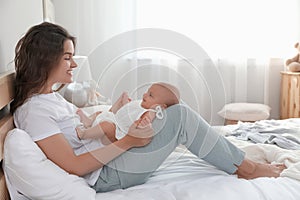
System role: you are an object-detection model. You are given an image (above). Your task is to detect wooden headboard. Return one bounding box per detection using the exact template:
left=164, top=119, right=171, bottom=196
left=0, top=70, right=15, bottom=200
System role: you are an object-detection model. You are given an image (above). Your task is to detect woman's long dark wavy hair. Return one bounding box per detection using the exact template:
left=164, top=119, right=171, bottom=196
left=10, top=22, right=76, bottom=114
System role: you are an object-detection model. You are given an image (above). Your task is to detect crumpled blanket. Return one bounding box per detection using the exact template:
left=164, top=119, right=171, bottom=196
left=213, top=119, right=300, bottom=181
left=226, top=119, right=300, bottom=150
left=227, top=136, right=300, bottom=181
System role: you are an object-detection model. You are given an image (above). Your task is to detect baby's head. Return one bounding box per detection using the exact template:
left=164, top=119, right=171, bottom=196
left=141, top=82, right=180, bottom=109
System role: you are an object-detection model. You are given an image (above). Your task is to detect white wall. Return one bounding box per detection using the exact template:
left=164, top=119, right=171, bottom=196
left=0, top=0, right=43, bottom=73
left=52, top=0, right=137, bottom=103
left=52, top=0, right=136, bottom=56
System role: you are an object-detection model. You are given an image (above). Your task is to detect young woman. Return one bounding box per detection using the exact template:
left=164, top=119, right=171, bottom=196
left=11, top=22, right=285, bottom=192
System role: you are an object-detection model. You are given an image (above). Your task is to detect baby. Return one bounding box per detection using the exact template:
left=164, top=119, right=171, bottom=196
left=76, top=82, right=180, bottom=144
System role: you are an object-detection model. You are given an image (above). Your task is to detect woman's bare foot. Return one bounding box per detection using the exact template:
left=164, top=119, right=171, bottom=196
left=76, top=109, right=93, bottom=127
left=110, top=92, right=131, bottom=114
left=236, top=159, right=286, bottom=179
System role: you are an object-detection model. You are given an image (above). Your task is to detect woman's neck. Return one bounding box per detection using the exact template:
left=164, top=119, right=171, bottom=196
left=39, top=84, right=54, bottom=94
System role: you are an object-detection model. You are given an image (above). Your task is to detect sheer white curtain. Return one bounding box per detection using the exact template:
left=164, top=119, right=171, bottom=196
left=134, top=0, right=300, bottom=124
left=53, top=0, right=300, bottom=124
left=136, top=0, right=299, bottom=59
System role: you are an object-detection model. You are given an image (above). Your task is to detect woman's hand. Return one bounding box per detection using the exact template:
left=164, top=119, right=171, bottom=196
left=123, top=117, right=154, bottom=147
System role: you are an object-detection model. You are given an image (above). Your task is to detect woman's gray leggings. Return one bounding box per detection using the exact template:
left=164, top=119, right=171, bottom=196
left=92, top=104, right=245, bottom=192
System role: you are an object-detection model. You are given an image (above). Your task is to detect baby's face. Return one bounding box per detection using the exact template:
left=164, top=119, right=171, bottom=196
left=141, top=85, right=166, bottom=109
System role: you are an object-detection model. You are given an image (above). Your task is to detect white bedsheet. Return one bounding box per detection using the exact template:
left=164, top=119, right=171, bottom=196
left=95, top=146, right=300, bottom=200
left=83, top=107, right=300, bottom=199
left=227, top=136, right=300, bottom=181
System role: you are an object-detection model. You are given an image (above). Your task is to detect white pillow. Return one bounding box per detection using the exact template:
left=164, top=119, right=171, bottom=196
left=3, top=128, right=96, bottom=200
left=218, top=103, right=271, bottom=121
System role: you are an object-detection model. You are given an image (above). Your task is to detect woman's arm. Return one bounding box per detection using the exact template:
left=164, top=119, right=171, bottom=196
left=36, top=122, right=153, bottom=177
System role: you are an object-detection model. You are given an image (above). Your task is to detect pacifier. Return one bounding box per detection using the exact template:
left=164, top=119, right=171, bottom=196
left=147, top=105, right=164, bottom=119
left=155, top=105, right=164, bottom=119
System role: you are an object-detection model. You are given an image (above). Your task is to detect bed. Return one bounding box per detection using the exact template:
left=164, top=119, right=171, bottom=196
left=0, top=70, right=14, bottom=200
left=1, top=70, right=300, bottom=200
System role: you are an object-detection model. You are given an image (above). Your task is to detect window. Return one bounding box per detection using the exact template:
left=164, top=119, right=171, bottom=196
left=136, top=0, right=300, bottom=59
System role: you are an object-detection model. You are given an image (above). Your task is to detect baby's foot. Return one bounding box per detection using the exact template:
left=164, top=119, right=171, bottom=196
left=110, top=92, right=131, bottom=113
left=76, top=109, right=93, bottom=127
left=75, top=126, right=85, bottom=140
left=76, top=108, right=84, bottom=117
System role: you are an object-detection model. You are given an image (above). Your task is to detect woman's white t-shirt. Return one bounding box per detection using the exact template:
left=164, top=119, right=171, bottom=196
left=13, top=92, right=103, bottom=186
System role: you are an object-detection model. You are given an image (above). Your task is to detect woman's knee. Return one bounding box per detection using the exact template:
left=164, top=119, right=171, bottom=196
left=166, top=104, right=189, bottom=119
left=152, top=104, right=188, bottom=135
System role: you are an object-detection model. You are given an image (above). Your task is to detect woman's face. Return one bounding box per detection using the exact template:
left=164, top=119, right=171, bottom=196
left=48, top=39, right=77, bottom=85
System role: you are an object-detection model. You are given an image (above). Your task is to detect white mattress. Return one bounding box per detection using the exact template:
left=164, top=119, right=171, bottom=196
left=94, top=146, right=300, bottom=200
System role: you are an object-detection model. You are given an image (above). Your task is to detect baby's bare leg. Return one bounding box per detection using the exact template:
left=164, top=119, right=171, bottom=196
left=109, top=92, right=131, bottom=114
left=76, top=109, right=94, bottom=127
left=89, top=111, right=102, bottom=123
left=76, top=124, right=105, bottom=140
left=99, top=121, right=117, bottom=145
left=76, top=121, right=117, bottom=144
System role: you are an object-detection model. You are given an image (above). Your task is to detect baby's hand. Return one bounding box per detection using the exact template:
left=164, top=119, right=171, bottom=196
left=139, top=111, right=156, bottom=125
left=147, top=111, right=156, bottom=122
left=137, top=116, right=152, bottom=128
